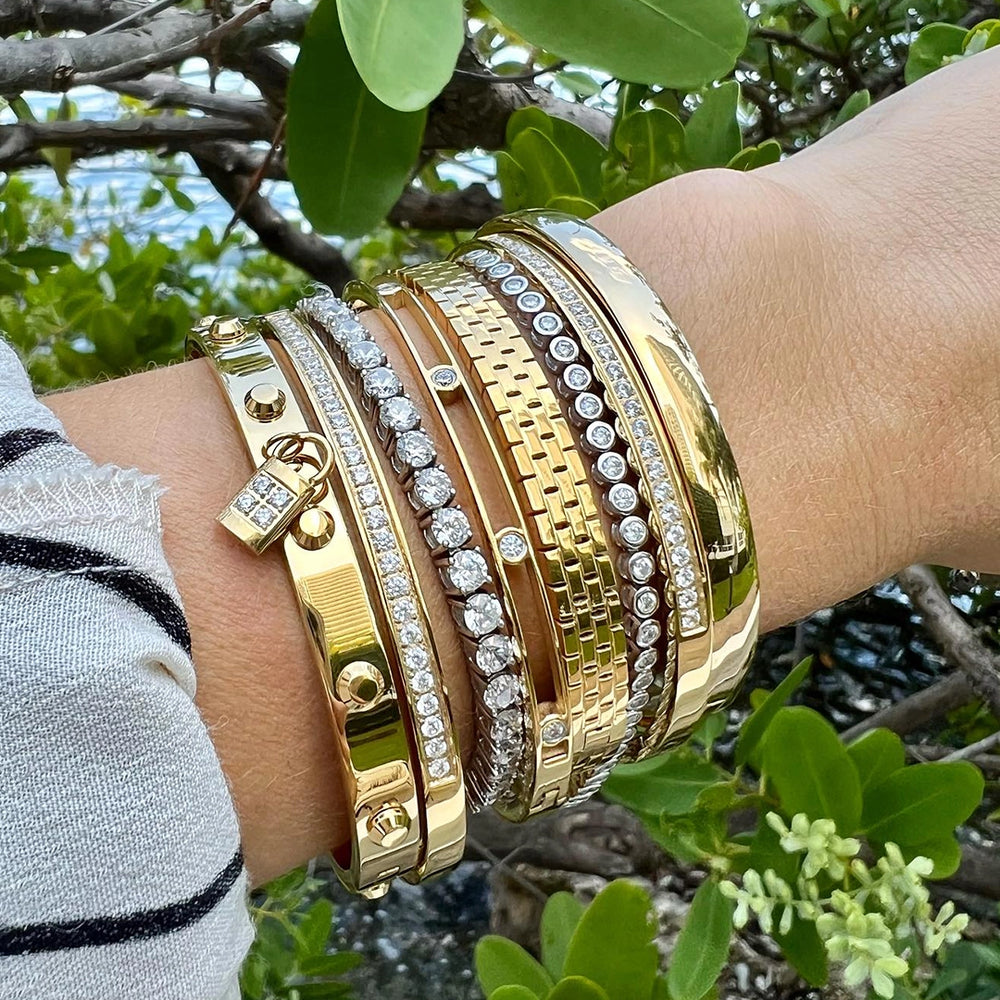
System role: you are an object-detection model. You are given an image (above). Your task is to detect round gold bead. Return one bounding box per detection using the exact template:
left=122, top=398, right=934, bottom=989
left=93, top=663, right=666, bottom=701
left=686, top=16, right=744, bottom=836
left=244, top=382, right=286, bottom=422
left=207, top=316, right=246, bottom=343
left=291, top=507, right=335, bottom=549
left=366, top=801, right=411, bottom=848
left=335, top=660, right=385, bottom=707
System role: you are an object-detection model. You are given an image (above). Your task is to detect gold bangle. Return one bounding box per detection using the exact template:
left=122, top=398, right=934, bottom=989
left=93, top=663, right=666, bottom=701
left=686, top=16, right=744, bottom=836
left=266, top=307, right=467, bottom=883
left=400, top=261, right=630, bottom=814
left=477, top=211, right=760, bottom=749
left=186, top=315, right=421, bottom=899
left=350, top=276, right=540, bottom=815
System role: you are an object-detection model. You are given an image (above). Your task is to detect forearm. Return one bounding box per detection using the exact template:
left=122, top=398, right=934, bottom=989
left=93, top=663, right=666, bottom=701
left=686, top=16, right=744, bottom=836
left=46, top=76, right=999, bottom=881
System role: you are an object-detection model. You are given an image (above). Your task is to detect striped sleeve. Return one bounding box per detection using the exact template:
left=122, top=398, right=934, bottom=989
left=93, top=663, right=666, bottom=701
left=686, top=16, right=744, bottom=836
left=0, top=340, right=253, bottom=1000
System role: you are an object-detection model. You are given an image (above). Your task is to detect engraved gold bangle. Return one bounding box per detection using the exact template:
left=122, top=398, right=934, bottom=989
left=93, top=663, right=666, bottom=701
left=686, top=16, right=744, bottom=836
left=477, top=211, right=760, bottom=750
left=347, top=277, right=539, bottom=814
left=186, top=315, right=421, bottom=898
left=266, top=308, right=467, bottom=882
left=400, top=262, right=630, bottom=814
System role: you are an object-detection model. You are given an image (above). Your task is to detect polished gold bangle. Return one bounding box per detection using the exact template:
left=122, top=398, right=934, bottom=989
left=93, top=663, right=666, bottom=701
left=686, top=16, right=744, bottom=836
left=477, top=211, right=760, bottom=750
left=266, top=307, right=467, bottom=883
left=186, top=314, right=421, bottom=899
left=401, top=262, right=630, bottom=814
left=352, top=276, right=539, bottom=815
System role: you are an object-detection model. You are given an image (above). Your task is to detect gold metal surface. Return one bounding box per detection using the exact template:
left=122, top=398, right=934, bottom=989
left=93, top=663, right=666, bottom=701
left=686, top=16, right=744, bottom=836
left=273, top=309, right=467, bottom=882
left=478, top=212, right=760, bottom=749
left=187, top=316, right=421, bottom=895
left=244, top=382, right=287, bottom=422
left=399, top=263, right=630, bottom=813
left=291, top=506, right=336, bottom=549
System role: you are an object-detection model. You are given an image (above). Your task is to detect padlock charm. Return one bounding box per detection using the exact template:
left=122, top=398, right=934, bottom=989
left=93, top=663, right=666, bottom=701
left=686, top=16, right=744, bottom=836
left=219, top=457, right=314, bottom=554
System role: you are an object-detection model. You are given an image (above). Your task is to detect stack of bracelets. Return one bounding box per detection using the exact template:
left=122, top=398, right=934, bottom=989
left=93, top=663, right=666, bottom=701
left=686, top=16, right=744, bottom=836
left=188, top=210, right=759, bottom=898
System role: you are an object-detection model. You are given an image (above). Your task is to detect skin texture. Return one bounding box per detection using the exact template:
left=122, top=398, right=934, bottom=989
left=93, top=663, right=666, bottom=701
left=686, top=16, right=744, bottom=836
left=47, top=49, right=1000, bottom=884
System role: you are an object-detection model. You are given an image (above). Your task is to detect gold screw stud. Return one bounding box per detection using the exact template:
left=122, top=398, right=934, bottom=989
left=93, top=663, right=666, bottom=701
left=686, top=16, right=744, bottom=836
left=359, top=881, right=392, bottom=900
left=207, top=316, right=246, bottom=343
left=335, top=660, right=385, bottom=707
left=244, top=383, right=286, bottom=422
left=367, top=801, right=411, bottom=848
left=291, top=507, right=335, bottom=550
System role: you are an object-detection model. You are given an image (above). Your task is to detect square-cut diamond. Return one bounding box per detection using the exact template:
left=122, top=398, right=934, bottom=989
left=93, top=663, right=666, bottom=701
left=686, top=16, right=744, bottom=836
left=268, top=486, right=293, bottom=511
left=250, top=473, right=273, bottom=498
left=234, top=492, right=257, bottom=515
left=251, top=505, right=277, bottom=529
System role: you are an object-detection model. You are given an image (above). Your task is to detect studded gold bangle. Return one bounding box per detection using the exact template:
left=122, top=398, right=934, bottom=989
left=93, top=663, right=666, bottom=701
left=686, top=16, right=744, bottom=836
left=265, top=308, right=467, bottom=884
left=400, top=261, right=631, bottom=815
left=477, top=211, right=761, bottom=752
left=186, top=315, right=422, bottom=899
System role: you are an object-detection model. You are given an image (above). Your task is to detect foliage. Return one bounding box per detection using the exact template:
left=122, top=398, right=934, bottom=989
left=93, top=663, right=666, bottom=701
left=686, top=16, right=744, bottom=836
left=602, top=661, right=987, bottom=999
left=241, top=868, right=360, bottom=1000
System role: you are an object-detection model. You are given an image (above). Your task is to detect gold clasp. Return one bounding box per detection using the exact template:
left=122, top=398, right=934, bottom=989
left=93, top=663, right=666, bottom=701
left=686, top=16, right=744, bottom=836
left=219, top=432, right=334, bottom=554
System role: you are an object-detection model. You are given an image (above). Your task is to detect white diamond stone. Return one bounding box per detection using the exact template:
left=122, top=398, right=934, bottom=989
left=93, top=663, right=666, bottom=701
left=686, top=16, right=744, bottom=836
left=425, top=736, right=447, bottom=757
left=385, top=573, right=410, bottom=598
left=429, top=507, right=472, bottom=549
left=349, top=464, right=371, bottom=487
left=670, top=546, right=692, bottom=568
left=681, top=610, right=702, bottom=630
left=653, top=480, right=675, bottom=503
left=421, top=715, right=444, bottom=738
left=392, top=598, right=416, bottom=622
left=660, top=502, right=682, bottom=524
left=399, top=622, right=421, bottom=645
left=250, top=473, right=273, bottom=497
left=636, top=620, right=661, bottom=647
left=516, top=290, right=545, bottom=313
left=416, top=693, right=439, bottom=717
left=363, top=366, right=401, bottom=399
left=632, top=418, right=650, bottom=438
left=346, top=339, right=385, bottom=370
left=484, top=675, right=519, bottom=712
left=500, top=274, right=529, bottom=296
left=359, top=484, right=379, bottom=507
left=488, top=261, right=515, bottom=279
left=541, top=718, right=569, bottom=745
left=678, top=587, right=699, bottom=609
left=675, top=565, right=696, bottom=588
left=411, top=669, right=434, bottom=693
left=534, top=312, right=563, bottom=337
left=549, top=336, right=578, bottom=362
left=476, top=634, right=514, bottom=676
left=476, top=250, right=500, bottom=269
left=428, top=758, right=451, bottom=780
left=628, top=691, right=650, bottom=712
left=251, top=505, right=276, bottom=528
left=628, top=551, right=656, bottom=583
left=639, top=439, right=657, bottom=458
left=414, top=467, right=455, bottom=509
left=234, top=492, right=256, bottom=515
left=614, top=380, right=634, bottom=399
left=563, top=364, right=592, bottom=392
left=597, top=344, right=614, bottom=361
left=379, top=550, right=402, bottom=574
left=364, top=506, right=388, bottom=531
left=585, top=421, right=615, bottom=452
left=331, top=318, right=367, bottom=347
left=664, top=524, right=686, bottom=547
left=343, top=446, right=364, bottom=468
left=618, top=515, right=649, bottom=549
left=371, top=528, right=394, bottom=551
left=396, top=430, right=435, bottom=469
left=607, top=483, right=638, bottom=514
left=497, top=529, right=528, bottom=563
left=380, top=396, right=419, bottom=433
left=633, top=587, right=659, bottom=617
left=447, top=549, right=490, bottom=593
left=431, top=366, right=459, bottom=390
left=623, top=398, right=642, bottom=418
left=574, top=393, right=603, bottom=421
left=405, top=646, right=429, bottom=672
left=463, top=593, right=503, bottom=636
left=635, top=648, right=657, bottom=669
left=336, top=428, right=358, bottom=449
left=606, top=362, right=625, bottom=380
left=595, top=452, right=627, bottom=483
left=634, top=670, right=654, bottom=691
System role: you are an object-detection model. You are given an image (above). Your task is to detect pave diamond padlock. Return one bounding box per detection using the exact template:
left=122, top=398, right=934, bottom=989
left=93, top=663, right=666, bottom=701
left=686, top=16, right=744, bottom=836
left=219, top=432, right=333, bottom=554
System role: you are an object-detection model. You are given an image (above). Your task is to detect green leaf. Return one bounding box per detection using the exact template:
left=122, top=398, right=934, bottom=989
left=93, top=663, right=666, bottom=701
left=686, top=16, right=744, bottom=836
left=828, top=89, right=871, bottom=131
left=896, top=836, right=963, bottom=880
left=846, top=728, right=905, bottom=795
left=491, top=989, right=543, bottom=1000
left=774, top=917, right=828, bottom=987
left=510, top=127, right=583, bottom=205
left=690, top=711, right=727, bottom=750
left=545, top=977, right=611, bottom=1000
left=541, top=892, right=585, bottom=980
left=604, top=108, right=686, bottom=202
left=905, top=23, right=967, bottom=83
left=604, top=749, right=723, bottom=818
left=298, top=952, right=364, bottom=976
left=287, top=0, right=426, bottom=237
left=482, top=0, right=748, bottom=89
left=686, top=82, right=742, bottom=169
left=563, top=881, right=658, bottom=1000
left=760, top=706, right=862, bottom=834
left=861, top=761, right=984, bottom=845
left=667, top=881, right=733, bottom=1000
left=556, top=70, right=604, bottom=99
left=803, top=0, right=848, bottom=15
left=4, top=247, right=71, bottom=270
left=476, top=936, right=554, bottom=999
left=496, top=150, right=532, bottom=211
left=296, top=898, right=334, bottom=954
left=734, top=658, right=811, bottom=766
left=338, top=0, right=463, bottom=111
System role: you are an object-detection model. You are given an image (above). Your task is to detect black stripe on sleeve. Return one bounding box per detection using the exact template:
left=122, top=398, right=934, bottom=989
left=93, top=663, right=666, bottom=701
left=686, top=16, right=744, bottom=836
left=0, top=848, right=244, bottom=956
left=0, top=533, right=191, bottom=655
left=0, top=428, right=66, bottom=471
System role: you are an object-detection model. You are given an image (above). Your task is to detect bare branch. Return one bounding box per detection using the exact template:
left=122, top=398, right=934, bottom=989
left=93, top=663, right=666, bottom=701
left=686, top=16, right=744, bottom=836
left=389, top=183, right=502, bottom=230
left=0, top=116, right=266, bottom=167
left=899, top=564, right=1000, bottom=719
left=92, top=0, right=185, bottom=37
left=193, top=150, right=353, bottom=294
left=107, top=73, right=276, bottom=128
left=755, top=27, right=842, bottom=66
left=0, top=0, right=136, bottom=37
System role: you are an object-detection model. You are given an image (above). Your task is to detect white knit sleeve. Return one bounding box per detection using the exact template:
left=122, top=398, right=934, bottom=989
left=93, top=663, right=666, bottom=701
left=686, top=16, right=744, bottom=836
left=0, top=340, right=253, bottom=1000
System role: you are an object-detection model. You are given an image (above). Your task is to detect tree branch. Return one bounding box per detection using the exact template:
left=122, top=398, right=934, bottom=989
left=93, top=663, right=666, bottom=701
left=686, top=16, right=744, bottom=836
left=898, top=564, right=1000, bottom=719
left=193, top=151, right=353, bottom=294
left=389, top=183, right=502, bottom=230
left=0, top=0, right=137, bottom=38
left=755, top=27, right=842, bottom=66
left=0, top=116, right=266, bottom=167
